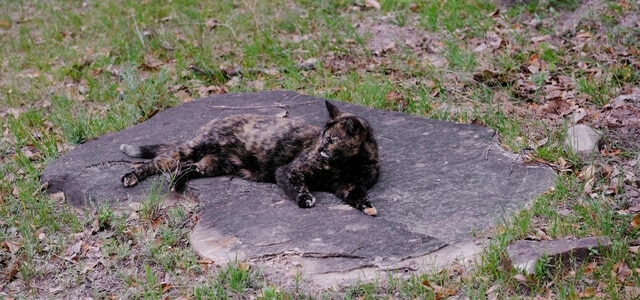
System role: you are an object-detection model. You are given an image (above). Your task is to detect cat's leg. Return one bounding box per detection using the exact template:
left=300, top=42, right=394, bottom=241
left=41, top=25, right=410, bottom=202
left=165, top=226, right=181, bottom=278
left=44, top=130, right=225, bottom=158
left=171, top=155, right=222, bottom=190
left=122, top=143, right=191, bottom=187
left=275, top=166, right=316, bottom=208
left=332, top=183, right=377, bottom=216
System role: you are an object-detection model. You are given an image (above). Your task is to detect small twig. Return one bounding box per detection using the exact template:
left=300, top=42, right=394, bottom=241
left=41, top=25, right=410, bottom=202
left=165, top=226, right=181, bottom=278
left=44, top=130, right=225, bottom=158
left=483, top=144, right=491, bottom=160
left=509, top=151, right=522, bottom=176
left=132, top=15, right=146, bottom=49
left=216, top=22, right=237, bottom=39
left=241, top=0, right=260, bottom=34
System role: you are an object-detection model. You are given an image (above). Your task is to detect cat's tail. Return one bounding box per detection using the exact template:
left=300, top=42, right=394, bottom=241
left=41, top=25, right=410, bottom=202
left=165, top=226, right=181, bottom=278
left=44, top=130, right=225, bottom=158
left=120, top=142, right=181, bottom=159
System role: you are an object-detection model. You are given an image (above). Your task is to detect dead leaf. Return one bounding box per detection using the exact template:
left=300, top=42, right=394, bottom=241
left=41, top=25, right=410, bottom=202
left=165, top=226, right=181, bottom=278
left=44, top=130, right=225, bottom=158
left=64, top=241, right=84, bottom=261
left=197, top=85, right=227, bottom=98
left=513, top=274, right=528, bottom=284
left=485, top=283, right=500, bottom=300
left=0, top=18, right=11, bottom=29
left=612, top=261, right=632, bottom=282
left=159, top=15, right=175, bottom=22
left=578, top=286, right=595, bottom=298
left=198, top=258, right=213, bottom=264
left=386, top=91, right=406, bottom=109
left=2, top=239, right=23, bottom=253
left=237, top=262, right=251, bottom=271
left=364, top=0, right=381, bottom=10
left=205, top=18, right=218, bottom=30
left=578, top=165, right=597, bottom=181
left=625, top=286, right=640, bottom=299
left=628, top=245, right=639, bottom=254
left=6, top=253, right=25, bottom=281
left=558, top=157, right=569, bottom=172
left=630, top=214, right=640, bottom=229
left=48, top=286, right=64, bottom=294
left=422, top=280, right=457, bottom=299
left=584, top=261, right=598, bottom=275
left=161, top=282, right=172, bottom=293
left=434, top=285, right=457, bottom=299
left=531, top=35, right=551, bottom=43
left=81, top=260, right=100, bottom=274
left=50, top=191, right=66, bottom=203
left=247, top=80, right=265, bottom=90
left=487, top=9, right=500, bottom=17
left=175, top=90, right=192, bottom=103
left=298, top=57, right=319, bottom=71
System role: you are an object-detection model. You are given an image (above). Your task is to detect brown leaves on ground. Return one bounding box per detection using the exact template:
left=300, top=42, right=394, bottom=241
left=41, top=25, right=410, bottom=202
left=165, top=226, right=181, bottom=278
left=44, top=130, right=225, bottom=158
left=421, top=278, right=457, bottom=299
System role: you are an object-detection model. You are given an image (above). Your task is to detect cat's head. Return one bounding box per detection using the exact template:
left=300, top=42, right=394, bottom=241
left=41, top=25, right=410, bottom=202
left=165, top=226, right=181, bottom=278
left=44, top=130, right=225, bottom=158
left=318, top=101, right=374, bottom=160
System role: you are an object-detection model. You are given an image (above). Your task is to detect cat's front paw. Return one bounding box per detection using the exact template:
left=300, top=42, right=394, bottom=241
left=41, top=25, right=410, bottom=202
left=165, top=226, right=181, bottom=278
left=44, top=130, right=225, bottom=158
left=358, top=202, right=377, bottom=216
left=297, top=193, right=316, bottom=208
left=121, top=172, right=139, bottom=187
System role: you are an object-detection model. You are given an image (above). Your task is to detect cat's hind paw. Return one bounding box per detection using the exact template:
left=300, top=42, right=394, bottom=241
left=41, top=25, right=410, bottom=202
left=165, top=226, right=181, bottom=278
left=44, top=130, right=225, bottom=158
left=297, top=193, right=316, bottom=208
left=121, top=172, right=139, bottom=187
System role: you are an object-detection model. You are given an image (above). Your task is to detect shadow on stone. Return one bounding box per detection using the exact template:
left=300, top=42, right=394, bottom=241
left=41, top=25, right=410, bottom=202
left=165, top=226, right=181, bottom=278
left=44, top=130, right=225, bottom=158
left=41, top=91, right=555, bottom=289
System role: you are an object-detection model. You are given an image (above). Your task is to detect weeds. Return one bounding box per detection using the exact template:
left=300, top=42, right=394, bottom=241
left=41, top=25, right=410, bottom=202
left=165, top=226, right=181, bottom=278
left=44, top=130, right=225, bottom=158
left=1, top=0, right=639, bottom=298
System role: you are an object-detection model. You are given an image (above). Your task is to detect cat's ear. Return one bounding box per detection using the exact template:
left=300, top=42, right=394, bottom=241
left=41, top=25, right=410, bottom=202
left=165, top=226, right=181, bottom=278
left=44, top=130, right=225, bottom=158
left=344, top=118, right=362, bottom=136
left=325, top=101, right=341, bottom=120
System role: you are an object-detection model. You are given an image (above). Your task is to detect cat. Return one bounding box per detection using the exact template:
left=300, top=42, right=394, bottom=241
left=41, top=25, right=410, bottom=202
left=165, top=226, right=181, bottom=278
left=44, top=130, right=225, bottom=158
left=120, top=101, right=379, bottom=216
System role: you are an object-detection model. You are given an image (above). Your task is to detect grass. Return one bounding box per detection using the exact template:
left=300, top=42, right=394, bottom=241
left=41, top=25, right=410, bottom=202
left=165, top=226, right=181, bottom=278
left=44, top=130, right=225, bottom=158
left=1, top=0, right=639, bottom=298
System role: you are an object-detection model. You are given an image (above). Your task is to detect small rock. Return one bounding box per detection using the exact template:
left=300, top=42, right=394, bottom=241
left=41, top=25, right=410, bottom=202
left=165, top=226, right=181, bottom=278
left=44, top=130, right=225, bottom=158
left=298, top=58, right=319, bottom=71
left=507, top=236, right=611, bottom=274
left=128, top=202, right=142, bottom=211
left=565, top=124, right=600, bottom=158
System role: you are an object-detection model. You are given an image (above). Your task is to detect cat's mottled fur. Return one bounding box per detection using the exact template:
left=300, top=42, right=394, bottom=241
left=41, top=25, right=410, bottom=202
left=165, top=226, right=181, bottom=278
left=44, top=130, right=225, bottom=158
left=120, top=101, right=379, bottom=216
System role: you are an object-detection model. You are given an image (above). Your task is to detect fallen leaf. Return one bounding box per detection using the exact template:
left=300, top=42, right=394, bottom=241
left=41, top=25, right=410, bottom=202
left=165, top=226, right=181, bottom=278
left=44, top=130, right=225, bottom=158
left=485, top=283, right=500, bottom=300
left=2, top=239, right=23, bottom=253
left=386, top=91, right=406, bottom=109
left=624, top=286, right=640, bottom=299
left=81, top=260, right=100, bottom=274
left=205, top=18, right=218, bottom=30
left=48, top=286, right=64, bottom=294
left=237, top=262, right=251, bottom=271
left=578, top=286, right=595, bottom=298
left=513, top=274, right=528, bottom=284
left=434, top=285, right=457, bottom=299
left=612, top=261, right=632, bottom=282
left=298, top=57, right=319, bottom=71
left=364, top=0, right=381, bottom=10
left=630, top=214, right=640, bottom=229
left=0, top=18, right=11, bottom=29
left=161, top=282, right=172, bottom=293
left=198, top=258, right=214, bottom=264
left=175, top=89, right=192, bottom=103
left=6, top=253, right=25, bottom=281
left=487, top=9, right=500, bottom=17
left=50, top=191, right=66, bottom=203
left=584, top=261, right=598, bottom=275
left=531, top=35, right=551, bottom=43
left=64, top=241, right=84, bottom=261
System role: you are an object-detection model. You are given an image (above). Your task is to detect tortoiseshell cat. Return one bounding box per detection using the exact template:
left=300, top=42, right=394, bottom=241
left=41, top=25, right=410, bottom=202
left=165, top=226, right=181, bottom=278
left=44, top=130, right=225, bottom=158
left=120, top=101, right=379, bottom=216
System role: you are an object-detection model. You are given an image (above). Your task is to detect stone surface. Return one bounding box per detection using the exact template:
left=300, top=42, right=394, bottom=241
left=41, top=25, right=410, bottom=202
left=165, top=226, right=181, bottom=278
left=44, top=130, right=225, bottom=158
left=565, top=124, right=600, bottom=158
left=506, top=236, right=612, bottom=274
left=41, top=91, right=556, bottom=288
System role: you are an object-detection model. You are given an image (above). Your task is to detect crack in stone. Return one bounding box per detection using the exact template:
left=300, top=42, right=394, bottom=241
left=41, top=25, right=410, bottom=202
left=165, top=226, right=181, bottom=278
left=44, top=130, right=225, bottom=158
left=251, top=250, right=368, bottom=262
left=84, top=160, right=137, bottom=170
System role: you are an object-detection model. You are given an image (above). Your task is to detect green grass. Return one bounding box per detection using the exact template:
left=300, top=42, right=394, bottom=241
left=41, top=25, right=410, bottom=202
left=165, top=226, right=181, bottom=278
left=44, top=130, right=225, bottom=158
left=1, top=0, right=639, bottom=298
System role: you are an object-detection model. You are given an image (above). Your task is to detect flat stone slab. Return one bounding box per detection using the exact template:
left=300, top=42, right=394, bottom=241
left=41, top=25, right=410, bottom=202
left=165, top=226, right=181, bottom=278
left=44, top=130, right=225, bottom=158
left=41, top=91, right=555, bottom=288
